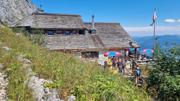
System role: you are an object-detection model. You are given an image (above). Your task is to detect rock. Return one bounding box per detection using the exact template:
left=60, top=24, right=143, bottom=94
left=18, top=55, right=61, bottom=101
left=23, top=65, right=35, bottom=77
left=0, top=72, right=8, bottom=101
left=17, top=54, right=31, bottom=64
left=0, top=64, right=4, bottom=70
left=0, top=0, right=37, bottom=25
left=28, top=76, right=61, bottom=101
left=28, top=76, right=44, bottom=101
left=2, top=46, right=11, bottom=51
left=23, top=58, right=32, bottom=64
left=16, top=33, right=21, bottom=36
left=67, top=94, right=76, bottom=101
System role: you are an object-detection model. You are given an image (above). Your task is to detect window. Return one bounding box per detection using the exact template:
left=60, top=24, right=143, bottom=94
left=46, top=30, right=55, bottom=35
left=81, top=52, right=99, bottom=58
left=64, top=31, right=70, bottom=35
left=79, top=30, right=85, bottom=35
left=56, top=30, right=63, bottom=34
left=48, top=31, right=54, bottom=35
left=89, top=29, right=96, bottom=34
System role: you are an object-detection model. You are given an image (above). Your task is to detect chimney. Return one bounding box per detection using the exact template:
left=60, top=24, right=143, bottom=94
left=91, top=15, right=95, bottom=30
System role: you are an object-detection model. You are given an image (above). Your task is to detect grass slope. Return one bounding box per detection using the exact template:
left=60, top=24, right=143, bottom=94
left=0, top=26, right=151, bottom=101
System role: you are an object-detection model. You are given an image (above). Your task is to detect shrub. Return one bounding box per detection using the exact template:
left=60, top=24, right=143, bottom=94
left=12, top=27, right=45, bottom=46
left=12, top=27, right=30, bottom=37
left=0, top=47, right=33, bottom=101
left=147, top=46, right=180, bottom=101
left=30, top=29, right=45, bottom=46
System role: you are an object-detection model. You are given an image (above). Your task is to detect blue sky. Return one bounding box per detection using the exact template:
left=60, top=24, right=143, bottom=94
left=32, top=0, right=180, bottom=36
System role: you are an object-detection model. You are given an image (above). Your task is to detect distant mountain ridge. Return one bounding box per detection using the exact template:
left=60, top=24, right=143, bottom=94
left=133, top=35, right=180, bottom=49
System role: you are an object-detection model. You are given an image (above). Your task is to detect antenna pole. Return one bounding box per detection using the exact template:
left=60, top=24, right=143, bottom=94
left=39, top=0, right=42, bottom=9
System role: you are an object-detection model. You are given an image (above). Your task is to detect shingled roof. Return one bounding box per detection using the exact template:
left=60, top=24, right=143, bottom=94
left=15, top=13, right=86, bottom=29
left=45, top=22, right=139, bottom=51
left=45, top=34, right=97, bottom=51
left=13, top=12, right=138, bottom=51
left=84, top=23, right=139, bottom=49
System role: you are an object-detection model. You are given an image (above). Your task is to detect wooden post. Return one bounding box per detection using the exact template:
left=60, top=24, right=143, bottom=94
left=134, top=48, right=137, bottom=60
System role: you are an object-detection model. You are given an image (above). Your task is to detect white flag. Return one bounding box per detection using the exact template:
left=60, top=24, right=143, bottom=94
left=150, top=9, right=157, bottom=26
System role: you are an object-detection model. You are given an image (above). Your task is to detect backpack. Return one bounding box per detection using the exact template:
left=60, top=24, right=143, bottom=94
left=136, top=69, right=141, bottom=76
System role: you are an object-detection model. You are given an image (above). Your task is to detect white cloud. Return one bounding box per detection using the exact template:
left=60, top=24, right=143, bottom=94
left=177, top=19, right=180, bottom=22
left=125, top=26, right=180, bottom=36
left=164, top=19, right=176, bottom=23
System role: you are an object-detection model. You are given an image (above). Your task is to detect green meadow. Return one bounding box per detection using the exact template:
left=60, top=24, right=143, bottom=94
left=0, top=26, right=150, bottom=101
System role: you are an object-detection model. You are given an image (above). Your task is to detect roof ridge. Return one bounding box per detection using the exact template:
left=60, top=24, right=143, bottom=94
left=84, top=22, right=120, bottom=24
left=32, top=13, right=81, bottom=17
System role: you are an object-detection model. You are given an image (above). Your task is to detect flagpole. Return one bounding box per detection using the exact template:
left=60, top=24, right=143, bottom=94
left=153, top=9, right=157, bottom=59
left=153, top=17, right=156, bottom=52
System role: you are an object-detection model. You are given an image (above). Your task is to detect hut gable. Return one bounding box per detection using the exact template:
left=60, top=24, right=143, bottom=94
left=15, top=13, right=86, bottom=29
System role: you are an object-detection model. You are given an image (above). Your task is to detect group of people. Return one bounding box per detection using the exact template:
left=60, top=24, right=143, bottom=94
left=104, top=56, right=125, bottom=74
left=104, top=56, right=143, bottom=85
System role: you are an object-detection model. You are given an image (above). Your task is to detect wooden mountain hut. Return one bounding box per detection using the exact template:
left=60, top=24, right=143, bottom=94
left=14, top=13, right=139, bottom=58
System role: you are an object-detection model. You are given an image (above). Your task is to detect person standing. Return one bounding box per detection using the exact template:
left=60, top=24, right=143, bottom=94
left=125, top=58, right=131, bottom=75
left=132, top=58, right=137, bottom=76
left=104, top=60, right=107, bottom=70
left=117, top=58, right=122, bottom=74
left=135, top=66, right=142, bottom=85
left=107, top=57, right=112, bottom=69
left=112, top=56, right=116, bottom=68
left=122, top=58, right=126, bottom=75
